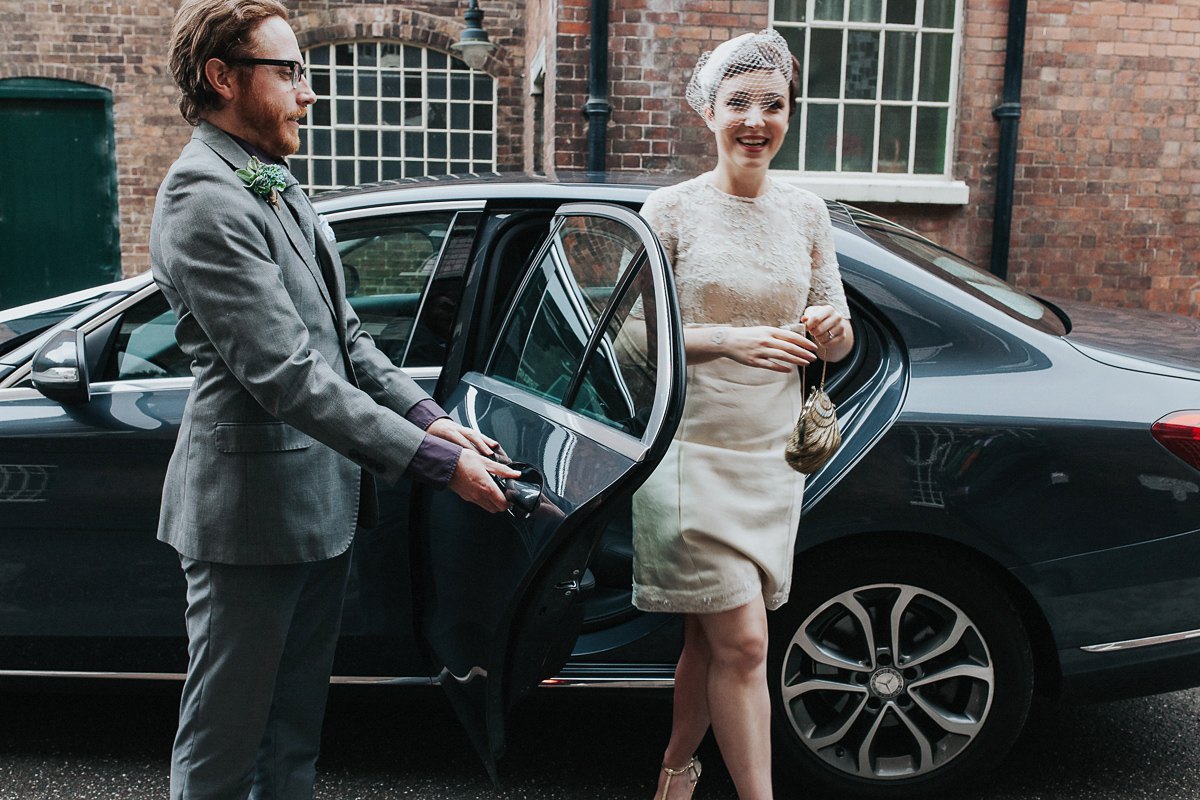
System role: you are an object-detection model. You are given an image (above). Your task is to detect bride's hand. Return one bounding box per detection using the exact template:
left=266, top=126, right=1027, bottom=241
left=715, top=326, right=818, bottom=372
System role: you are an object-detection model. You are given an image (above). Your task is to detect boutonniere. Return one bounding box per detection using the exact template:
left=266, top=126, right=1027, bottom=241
left=235, top=157, right=288, bottom=208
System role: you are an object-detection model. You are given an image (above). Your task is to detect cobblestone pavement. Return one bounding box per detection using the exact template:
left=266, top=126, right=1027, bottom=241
left=1, top=682, right=1199, bottom=799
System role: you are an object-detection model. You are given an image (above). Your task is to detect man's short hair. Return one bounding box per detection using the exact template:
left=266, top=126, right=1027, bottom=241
left=168, top=0, right=290, bottom=124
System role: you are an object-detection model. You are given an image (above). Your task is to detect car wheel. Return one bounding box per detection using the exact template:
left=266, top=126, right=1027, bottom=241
left=769, top=543, right=1034, bottom=799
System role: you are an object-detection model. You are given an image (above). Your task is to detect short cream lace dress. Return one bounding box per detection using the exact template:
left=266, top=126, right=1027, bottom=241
left=632, top=173, right=850, bottom=614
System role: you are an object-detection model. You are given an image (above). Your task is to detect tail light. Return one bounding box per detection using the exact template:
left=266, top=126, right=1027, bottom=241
left=1152, top=411, right=1200, bottom=471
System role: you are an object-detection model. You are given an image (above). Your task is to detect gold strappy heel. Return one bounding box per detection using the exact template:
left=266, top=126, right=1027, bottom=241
left=660, top=757, right=702, bottom=799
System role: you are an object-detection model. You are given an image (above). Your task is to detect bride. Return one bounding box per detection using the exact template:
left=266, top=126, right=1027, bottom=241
left=631, top=30, right=855, bottom=800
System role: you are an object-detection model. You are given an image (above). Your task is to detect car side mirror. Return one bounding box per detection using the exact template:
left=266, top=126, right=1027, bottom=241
left=31, top=327, right=91, bottom=404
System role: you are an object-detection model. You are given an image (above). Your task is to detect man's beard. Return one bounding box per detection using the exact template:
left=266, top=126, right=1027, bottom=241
left=238, top=80, right=304, bottom=158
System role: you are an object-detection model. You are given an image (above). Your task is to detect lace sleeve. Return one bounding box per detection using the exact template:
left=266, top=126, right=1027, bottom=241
left=630, top=187, right=681, bottom=320
left=805, top=197, right=851, bottom=320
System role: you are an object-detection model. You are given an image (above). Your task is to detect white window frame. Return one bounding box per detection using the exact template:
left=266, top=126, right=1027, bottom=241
left=771, top=0, right=969, bottom=205
left=295, top=41, right=498, bottom=194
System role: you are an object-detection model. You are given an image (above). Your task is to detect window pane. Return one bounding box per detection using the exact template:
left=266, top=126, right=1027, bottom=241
left=777, top=26, right=805, bottom=71
left=382, top=101, right=402, bottom=125
left=775, top=116, right=801, bottom=170
left=357, top=42, right=377, bottom=67
left=336, top=73, right=353, bottom=96
left=428, top=103, right=447, bottom=130
left=336, top=160, right=355, bottom=186
left=451, top=103, right=470, bottom=130
left=924, top=0, right=955, bottom=28
left=336, top=129, right=354, bottom=156
left=775, top=0, right=806, bottom=22
left=358, top=73, right=377, bottom=97
left=311, top=71, right=330, bottom=96
left=359, top=130, right=377, bottom=158
left=815, top=0, right=845, bottom=21
left=312, top=99, right=331, bottom=127
left=381, top=43, right=403, bottom=69
left=336, top=44, right=354, bottom=66
left=877, top=106, right=911, bottom=173
left=845, top=30, right=879, bottom=100
left=359, top=161, right=377, bottom=183
left=106, top=294, right=187, bottom=381
left=918, top=32, right=953, bottom=101
left=805, top=104, right=838, bottom=170
left=333, top=212, right=457, bottom=364
left=309, top=46, right=329, bottom=66
left=808, top=29, right=843, bottom=98
left=403, top=45, right=421, bottom=68
left=382, top=74, right=400, bottom=97
left=842, top=104, right=875, bottom=171
left=382, top=130, right=401, bottom=155
left=427, top=50, right=447, bottom=69
left=571, top=260, right=659, bottom=437
left=314, top=159, right=331, bottom=186
left=849, top=0, right=881, bottom=22
left=914, top=106, right=947, bottom=173
left=358, top=100, right=377, bottom=125
left=885, top=0, right=916, bottom=24
left=490, top=215, right=645, bottom=408
left=451, top=73, right=470, bottom=100
left=882, top=31, right=916, bottom=101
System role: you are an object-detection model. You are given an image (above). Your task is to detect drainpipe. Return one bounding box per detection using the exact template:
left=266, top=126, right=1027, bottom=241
left=989, top=0, right=1028, bottom=280
left=582, top=0, right=611, bottom=173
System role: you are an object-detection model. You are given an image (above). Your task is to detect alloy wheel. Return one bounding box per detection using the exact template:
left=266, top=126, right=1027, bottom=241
left=777, top=583, right=995, bottom=781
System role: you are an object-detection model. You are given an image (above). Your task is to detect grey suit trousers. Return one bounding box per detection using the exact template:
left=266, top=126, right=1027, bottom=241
left=170, top=550, right=352, bottom=800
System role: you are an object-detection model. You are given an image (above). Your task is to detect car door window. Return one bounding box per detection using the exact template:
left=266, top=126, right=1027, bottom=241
left=333, top=211, right=458, bottom=367
left=487, top=214, right=659, bottom=437
left=101, top=292, right=189, bottom=381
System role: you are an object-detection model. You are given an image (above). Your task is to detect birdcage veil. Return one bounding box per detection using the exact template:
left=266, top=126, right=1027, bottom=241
left=686, top=30, right=793, bottom=130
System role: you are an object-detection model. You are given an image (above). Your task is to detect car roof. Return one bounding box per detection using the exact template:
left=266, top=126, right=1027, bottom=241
left=311, top=170, right=860, bottom=231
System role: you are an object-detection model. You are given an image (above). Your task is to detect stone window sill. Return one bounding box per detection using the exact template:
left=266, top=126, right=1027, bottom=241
left=771, top=173, right=970, bottom=205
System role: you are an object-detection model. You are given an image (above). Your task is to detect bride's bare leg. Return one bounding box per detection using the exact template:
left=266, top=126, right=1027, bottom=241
left=655, top=614, right=711, bottom=799
left=697, top=596, right=773, bottom=800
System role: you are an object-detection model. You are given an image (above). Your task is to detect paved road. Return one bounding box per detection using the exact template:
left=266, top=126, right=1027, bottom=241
left=2, top=681, right=1200, bottom=799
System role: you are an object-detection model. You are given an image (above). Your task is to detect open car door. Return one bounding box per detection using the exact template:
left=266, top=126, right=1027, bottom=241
left=415, top=203, right=685, bottom=780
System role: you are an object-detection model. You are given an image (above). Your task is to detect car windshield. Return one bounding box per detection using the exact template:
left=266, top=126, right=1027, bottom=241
left=0, top=299, right=97, bottom=358
left=847, top=207, right=1068, bottom=336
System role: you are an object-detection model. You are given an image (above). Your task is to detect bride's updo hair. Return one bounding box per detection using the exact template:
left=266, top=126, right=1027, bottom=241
left=686, top=30, right=799, bottom=124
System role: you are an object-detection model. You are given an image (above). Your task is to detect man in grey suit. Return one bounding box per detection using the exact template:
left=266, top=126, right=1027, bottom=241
left=151, top=1, right=519, bottom=797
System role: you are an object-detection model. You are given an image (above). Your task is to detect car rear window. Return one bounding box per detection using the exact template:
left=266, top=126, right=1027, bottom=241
left=847, top=207, right=1067, bottom=336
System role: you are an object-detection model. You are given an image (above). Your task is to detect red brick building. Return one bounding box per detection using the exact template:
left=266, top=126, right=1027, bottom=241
left=2, top=0, right=1197, bottom=318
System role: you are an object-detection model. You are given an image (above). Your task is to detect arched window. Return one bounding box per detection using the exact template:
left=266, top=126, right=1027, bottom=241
left=295, top=42, right=497, bottom=193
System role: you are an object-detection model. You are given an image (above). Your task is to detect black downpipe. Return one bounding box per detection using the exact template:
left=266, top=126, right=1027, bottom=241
left=989, top=0, right=1028, bottom=280
left=583, top=0, right=611, bottom=174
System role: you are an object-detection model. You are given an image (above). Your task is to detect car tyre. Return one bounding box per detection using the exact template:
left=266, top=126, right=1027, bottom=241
left=768, top=542, right=1034, bottom=799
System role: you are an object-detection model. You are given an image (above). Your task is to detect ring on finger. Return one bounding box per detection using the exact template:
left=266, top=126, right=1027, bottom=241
left=826, top=330, right=835, bottom=342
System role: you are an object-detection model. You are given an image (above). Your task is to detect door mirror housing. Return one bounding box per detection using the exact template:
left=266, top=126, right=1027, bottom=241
left=31, top=328, right=91, bottom=404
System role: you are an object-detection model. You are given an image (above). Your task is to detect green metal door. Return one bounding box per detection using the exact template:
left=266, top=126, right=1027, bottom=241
left=0, top=78, right=120, bottom=310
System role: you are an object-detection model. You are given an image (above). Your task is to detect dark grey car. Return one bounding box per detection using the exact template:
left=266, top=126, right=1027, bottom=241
left=2, top=173, right=1199, bottom=798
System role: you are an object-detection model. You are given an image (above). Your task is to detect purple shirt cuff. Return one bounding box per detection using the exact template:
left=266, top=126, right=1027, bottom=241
left=406, top=398, right=449, bottom=430
left=402, top=433, right=461, bottom=490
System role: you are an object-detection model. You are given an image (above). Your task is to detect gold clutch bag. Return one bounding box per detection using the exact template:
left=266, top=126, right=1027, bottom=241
left=784, top=336, right=841, bottom=475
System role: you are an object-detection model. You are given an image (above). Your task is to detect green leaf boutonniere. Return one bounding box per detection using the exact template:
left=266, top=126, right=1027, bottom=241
left=235, top=157, right=288, bottom=208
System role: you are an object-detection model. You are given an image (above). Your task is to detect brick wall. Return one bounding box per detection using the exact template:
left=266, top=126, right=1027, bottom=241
left=5, top=0, right=1199, bottom=318
left=1, top=0, right=525, bottom=280
left=535, top=0, right=1200, bottom=318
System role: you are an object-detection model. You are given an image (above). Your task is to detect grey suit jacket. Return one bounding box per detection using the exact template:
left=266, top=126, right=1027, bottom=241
left=150, top=121, right=433, bottom=565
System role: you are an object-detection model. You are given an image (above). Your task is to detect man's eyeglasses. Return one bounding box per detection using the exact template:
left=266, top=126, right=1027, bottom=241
left=224, top=58, right=306, bottom=88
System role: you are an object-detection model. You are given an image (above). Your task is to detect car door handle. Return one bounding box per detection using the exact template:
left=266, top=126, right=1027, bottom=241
left=491, top=461, right=544, bottom=520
